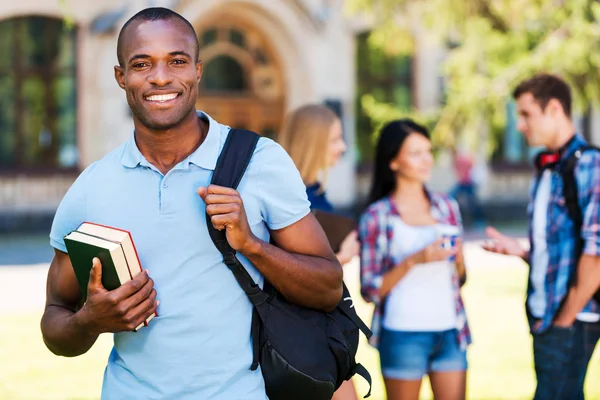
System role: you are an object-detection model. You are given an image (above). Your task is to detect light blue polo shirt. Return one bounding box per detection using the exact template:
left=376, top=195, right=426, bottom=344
left=49, top=111, right=310, bottom=400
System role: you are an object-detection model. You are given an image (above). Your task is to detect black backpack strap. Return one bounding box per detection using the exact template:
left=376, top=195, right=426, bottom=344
left=351, top=363, right=372, bottom=398
left=337, top=301, right=372, bottom=339
left=206, top=128, right=268, bottom=371
left=206, top=128, right=268, bottom=306
left=561, top=146, right=600, bottom=261
left=250, top=308, right=261, bottom=370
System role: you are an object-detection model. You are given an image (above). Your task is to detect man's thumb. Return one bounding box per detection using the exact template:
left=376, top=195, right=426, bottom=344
left=88, top=257, right=103, bottom=289
left=485, top=226, right=502, bottom=240
left=197, top=186, right=207, bottom=201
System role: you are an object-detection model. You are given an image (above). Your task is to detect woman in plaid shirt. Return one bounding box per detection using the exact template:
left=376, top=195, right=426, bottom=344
left=358, top=119, right=471, bottom=400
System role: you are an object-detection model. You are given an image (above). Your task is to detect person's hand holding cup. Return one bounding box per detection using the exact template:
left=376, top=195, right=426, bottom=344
left=438, top=225, right=460, bottom=262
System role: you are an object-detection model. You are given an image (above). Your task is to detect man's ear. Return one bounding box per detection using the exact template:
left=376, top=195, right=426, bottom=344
left=196, top=60, right=203, bottom=83
left=114, top=65, right=126, bottom=90
left=546, top=98, right=563, bottom=117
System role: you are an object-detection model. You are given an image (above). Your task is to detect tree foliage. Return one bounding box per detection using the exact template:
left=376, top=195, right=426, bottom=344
left=347, top=0, right=600, bottom=154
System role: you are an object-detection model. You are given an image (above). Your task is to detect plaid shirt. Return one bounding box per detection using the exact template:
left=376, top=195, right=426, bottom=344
left=527, top=134, right=600, bottom=334
left=358, top=191, right=472, bottom=349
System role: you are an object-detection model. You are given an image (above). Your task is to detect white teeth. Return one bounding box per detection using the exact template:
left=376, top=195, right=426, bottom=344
left=145, top=93, right=178, bottom=102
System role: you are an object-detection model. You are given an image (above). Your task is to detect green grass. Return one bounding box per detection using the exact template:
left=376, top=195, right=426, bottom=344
left=349, top=261, right=600, bottom=400
left=2, top=255, right=600, bottom=399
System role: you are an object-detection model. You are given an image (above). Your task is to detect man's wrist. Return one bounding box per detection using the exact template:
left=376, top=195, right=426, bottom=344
left=73, top=305, right=98, bottom=336
left=240, top=235, right=263, bottom=257
left=553, top=314, right=576, bottom=327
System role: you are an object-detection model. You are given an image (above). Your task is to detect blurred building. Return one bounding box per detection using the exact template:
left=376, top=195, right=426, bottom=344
left=1, top=0, right=599, bottom=231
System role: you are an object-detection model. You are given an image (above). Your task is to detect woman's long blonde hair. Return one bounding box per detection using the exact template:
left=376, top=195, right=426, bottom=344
left=277, top=104, right=339, bottom=185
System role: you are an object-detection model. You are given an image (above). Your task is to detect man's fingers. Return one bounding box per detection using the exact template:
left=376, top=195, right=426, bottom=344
left=125, top=293, right=159, bottom=331
left=211, top=213, right=239, bottom=230
left=88, top=257, right=105, bottom=292
left=206, top=203, right=239, bottom=216
left=207, top=184, right=239, bottom=196
left=203, top=194, right=241, bottom=206
left=197, top=185, right=239, bottom=201
left=111, top=270, right=151, bottom=301
left=117, top=279, right=156, bottom=314
left=485, top=226, right=504, bottom=241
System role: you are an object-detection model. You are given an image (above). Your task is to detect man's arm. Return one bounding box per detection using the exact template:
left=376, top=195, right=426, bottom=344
left=41, top=249, right=158, bottom=357
left=41, top=250, right=100, bottom=357
left=554, top=255, right=600, bottom=326
left=200, top=185, right=343, bottom=311
left=247, top=214, right=343, bottom=311
left=554, top=151, right=600, bottom=326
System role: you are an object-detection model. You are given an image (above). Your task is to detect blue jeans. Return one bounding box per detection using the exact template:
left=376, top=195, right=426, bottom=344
left=533, top=321, right=600, bottom=400
left=378, top=328, right=468, bottom=380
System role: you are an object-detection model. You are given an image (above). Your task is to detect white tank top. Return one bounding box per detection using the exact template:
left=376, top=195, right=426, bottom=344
left=382, top=216, right=458, bottom=332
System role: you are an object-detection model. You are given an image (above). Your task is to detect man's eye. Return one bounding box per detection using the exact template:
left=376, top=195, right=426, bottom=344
left=173, top=59, right=186, bottom=65
left=133, top=63, right=148, bottom=68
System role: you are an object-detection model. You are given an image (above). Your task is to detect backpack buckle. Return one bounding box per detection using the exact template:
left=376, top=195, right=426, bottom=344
left=223, top=251, right=237, bottom=268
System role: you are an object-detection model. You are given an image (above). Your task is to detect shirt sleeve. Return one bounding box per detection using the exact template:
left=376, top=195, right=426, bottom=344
left=49, top=163, right=96, bottom=252
left=255, top=139, right=311, bottom=230
left=578, top=151, right=600, bottom=256
left=358, top=209, right=386, bottom=305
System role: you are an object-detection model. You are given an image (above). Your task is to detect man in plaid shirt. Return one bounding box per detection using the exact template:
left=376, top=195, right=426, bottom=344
left=485, top=74, right=600, bottom=400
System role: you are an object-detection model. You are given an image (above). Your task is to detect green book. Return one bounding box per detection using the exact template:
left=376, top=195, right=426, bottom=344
left=64, top=231, right=132, bottom=302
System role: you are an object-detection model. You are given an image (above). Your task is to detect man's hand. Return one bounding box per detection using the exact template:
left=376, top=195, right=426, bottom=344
left=482, top=227, right=528, bottom=259
left=77, top=258, right=158, bottom=334
left=199, top=185, right=259, bottom=253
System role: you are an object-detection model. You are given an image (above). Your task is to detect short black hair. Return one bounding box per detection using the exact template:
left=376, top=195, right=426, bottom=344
left=117, top=7, right=199, bottom=67
left=513, top=73, right=572, bottom=117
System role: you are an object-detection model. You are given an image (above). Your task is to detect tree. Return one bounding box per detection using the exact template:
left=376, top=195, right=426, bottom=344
left=347, top=0, right=600, bottom=156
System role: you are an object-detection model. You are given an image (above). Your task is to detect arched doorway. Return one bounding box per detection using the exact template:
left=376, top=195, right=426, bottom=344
left=196, top=22, right=285, bottom=139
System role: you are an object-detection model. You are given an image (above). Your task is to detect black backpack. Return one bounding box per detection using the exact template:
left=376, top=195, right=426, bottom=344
left=205, top=129, right=373, bottom=400
left=559, top=145, right=600, bottom=304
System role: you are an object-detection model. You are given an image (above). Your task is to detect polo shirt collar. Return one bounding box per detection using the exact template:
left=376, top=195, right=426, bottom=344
left=120, top=111, right=223, bottom=171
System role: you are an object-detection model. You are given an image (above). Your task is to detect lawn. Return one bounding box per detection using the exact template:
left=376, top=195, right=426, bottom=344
left=1, top=246, right=599, bottom=399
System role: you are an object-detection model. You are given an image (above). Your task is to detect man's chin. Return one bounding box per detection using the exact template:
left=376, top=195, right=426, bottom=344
left=139, top=114, right=186, bottom=131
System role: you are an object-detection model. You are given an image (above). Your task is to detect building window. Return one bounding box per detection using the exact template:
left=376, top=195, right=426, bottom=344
left=203, top=55, right=247, bottom=92
left=0, top=16, right=78, bottom=172
left=355, top=32, right=412, bottom=165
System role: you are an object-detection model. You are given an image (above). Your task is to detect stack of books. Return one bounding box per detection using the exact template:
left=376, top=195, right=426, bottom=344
left=64, top=222, right=155, bottom=331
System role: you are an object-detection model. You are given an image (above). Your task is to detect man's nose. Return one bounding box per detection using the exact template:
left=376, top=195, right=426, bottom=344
left=148, top=63, right=174, bottom=86
left=516, top=118, right=527, bottom=133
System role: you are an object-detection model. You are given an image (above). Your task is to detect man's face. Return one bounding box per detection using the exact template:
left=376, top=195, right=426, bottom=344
left=114, top=19, right=202, bottom=131
left=515, top=92, right=556, bottom=148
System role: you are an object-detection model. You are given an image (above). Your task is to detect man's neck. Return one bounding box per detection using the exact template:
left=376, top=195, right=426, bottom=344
left=547, top=121, right=576, bottom=152
left=134, top=112, right=207, bottom=175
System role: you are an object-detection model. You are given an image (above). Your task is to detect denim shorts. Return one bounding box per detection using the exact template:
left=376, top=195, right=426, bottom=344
left=378, top=328, right=468, bottom=380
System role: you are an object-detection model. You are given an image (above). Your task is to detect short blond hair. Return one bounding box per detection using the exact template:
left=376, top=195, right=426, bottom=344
left=277, top=104, right=339, bottom=185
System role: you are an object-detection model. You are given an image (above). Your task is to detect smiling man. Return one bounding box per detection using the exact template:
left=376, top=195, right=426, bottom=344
left=40, top=8, right=343, bottom=400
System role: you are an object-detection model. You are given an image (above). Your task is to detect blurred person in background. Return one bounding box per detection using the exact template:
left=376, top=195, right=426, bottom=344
left=484, top=74, right=600, bottom=400
left=450, top=146, right=486, bottom=228
left=278, top=104, right=360, bottom=266
left=278, top=104, right=359, bottom=400
left=359, top=119, right=470, bottom=400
